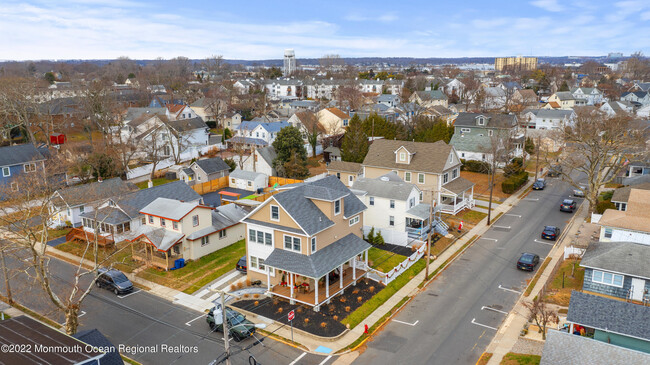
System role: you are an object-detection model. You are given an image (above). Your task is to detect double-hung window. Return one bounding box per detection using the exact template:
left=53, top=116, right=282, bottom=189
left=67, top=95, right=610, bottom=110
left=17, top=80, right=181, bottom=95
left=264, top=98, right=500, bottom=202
left=201, top=236, right=210, bottom=246
left=265, top=232, right=272, bottom=245
left=160, top=218, right=166, bottom=227
left=418, top=173, right=425, bottom=184
left=390, top=200, right=395, bottom=209
left=405, top=172, right=411, bottom=182
left=334, top=199, right=341, bottom=215
left=604, top=228, right=613, bottom=239
left=311, top=237, right=317, bottom=253
left=1, top=167, right=9, bottom=177
left=443, top=173, right=449, bottom=184
left=284, top=235, right=301, bottom=252
left=369, top=197, right=374, bottom=206
left=192, top=215, right=199, bottom=227
left=270, top=205, right=279, bottom=221
left=592, top=270, right=624, bottom=287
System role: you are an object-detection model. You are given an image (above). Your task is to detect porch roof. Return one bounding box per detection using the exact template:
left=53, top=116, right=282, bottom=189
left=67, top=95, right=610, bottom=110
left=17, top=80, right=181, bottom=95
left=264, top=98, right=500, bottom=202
left=264, top=233, right=370, bottom=278
left=80, top=207, right=130, bottom=225
left=441, top=177, right=474, bottom=195
left=406, top=204, right=432, bottom=220
left=126, top=225, right=184, bottom=251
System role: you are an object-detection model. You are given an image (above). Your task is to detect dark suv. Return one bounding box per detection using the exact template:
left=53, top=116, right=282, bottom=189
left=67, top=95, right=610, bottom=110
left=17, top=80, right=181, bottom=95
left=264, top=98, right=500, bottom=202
left=541, top=226, right=560, bottom=240
left=96, top=268, right=134, bottom=295
left=207, top=304, right=256, bottom=342
left=547, top=165, right=562, bottom=177
left=517, top=253, right=540, bottom=271
left=532, top=178, right=546, bottom=190
left=236, top=256, right=247, bottom=273
left=560, top=199, right=577, bottom=212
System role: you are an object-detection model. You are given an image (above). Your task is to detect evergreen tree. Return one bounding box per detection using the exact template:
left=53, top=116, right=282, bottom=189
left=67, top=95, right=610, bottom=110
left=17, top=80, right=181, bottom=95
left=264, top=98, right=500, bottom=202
left=374, top=231, right=385, bottom=245
left=282, top=150, right=310, bottom=179
left=341, top=115, right=369, bottom=163
left=272, top=126, right=307, bottom=170
left=366, top=227, right=375, bottom=243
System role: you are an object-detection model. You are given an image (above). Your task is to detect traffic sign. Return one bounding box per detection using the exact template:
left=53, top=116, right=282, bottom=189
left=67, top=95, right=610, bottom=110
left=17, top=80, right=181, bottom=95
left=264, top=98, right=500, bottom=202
left=288, top=310, right=295, bottom=321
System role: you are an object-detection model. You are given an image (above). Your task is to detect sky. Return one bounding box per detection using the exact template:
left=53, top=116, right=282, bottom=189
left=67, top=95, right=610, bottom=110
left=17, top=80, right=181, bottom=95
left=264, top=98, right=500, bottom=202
left=1, top=0, right=649, bottom=61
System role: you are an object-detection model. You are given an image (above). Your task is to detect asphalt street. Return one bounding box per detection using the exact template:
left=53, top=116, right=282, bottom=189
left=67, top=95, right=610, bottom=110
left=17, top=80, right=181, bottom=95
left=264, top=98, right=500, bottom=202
left=0, top=246, right=330, bottom=365
left=354, top=176, right=583, bottom=365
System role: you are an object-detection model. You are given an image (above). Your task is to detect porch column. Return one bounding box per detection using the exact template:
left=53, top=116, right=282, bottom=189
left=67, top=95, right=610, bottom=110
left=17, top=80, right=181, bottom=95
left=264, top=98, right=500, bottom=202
left=352, top=257, right=357, bottom=280
left=165, top=251, right=169, bottom=272
left=290, top=272, right=294, bottom=298
left=315, top=277, right=319, bottom=305
left=339, top=264, right=344, bottom=289
left=266, top=268, right=271, bottom=291
left=325, top=273, right=329, bottom=298
left=365, top=250, right=368, bottom=267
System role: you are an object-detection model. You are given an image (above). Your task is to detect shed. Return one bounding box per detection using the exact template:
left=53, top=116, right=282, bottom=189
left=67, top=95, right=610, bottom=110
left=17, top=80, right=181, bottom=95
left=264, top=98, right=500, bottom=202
left=228, top=169, right=268, bottom=192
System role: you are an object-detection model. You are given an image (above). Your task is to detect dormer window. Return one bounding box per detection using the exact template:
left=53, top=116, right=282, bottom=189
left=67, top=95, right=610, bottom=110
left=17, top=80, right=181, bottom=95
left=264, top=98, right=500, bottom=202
left=400, top=152, right=406, bottom=161
left=477, top=117, right=485, bottom=126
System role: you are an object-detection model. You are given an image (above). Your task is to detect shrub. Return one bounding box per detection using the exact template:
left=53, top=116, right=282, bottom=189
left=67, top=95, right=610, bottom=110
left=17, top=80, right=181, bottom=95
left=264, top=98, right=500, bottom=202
left=246, top=278, right=251, bottom=286
left=600, top=190, right=614, bottom=201
left=369, top=286, right=375, bottom=293
left=374, top=231, right=385, bottom=245
left=340, top=297, right=347, bottom=303
left=272, top=298, right=279, bottom=305
left=254, top=301, right=259, bottom=306
left=230, top=284, right=236, bottom=291
left=297, top=306, right=303, bottom=313
left=461, top=159, right=491, bottom=174
left=304, top=318, right=309, bottom=325
left=320, top=322, right=327, bottom=328
left=345, top=306, right=351, bottom=312
left=366, top=227, right=376, bottom=243
left=243, top=293, right=250, bottom=298
left=502, top=171, right=529, bottom=194
left=333, top=315, right=339, bottom=321
left=328, top=304, right=336, bottom=312
left=253, top=294, right=259, bottom=299
left=352, top=288, right=359, bottom=294
left=236, top=282, right=244, bottom=290
left=596, top=201, right=616, bottom=214
left=357, top=296, right=363, bottom=303
left=277, top=307, right=283, bottom=314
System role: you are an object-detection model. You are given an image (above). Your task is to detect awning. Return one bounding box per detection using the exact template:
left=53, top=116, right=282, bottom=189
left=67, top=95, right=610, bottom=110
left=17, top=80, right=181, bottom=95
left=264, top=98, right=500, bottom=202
left=126, top=225, right=184, bottom=251
left=406, top=204, right=431, bottom=220
left=264, top=233, right=370, bottom=278
left=441, top=177, right=475, bottom=196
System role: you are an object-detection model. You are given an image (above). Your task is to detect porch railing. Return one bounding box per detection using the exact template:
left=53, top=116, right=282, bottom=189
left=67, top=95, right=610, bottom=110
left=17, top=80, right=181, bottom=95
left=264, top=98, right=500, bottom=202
left=380, top=243, right=427, bottom=285
left=132, top=251, right=182, bottom=270
left=439, top=198, right=475, bottom=215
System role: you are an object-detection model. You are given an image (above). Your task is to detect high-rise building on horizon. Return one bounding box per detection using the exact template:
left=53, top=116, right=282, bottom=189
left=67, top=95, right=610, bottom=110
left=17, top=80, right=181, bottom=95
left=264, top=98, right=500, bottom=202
left=284, top=49, right=296, bottom=76
left=494, top=56, right=537, bottom=72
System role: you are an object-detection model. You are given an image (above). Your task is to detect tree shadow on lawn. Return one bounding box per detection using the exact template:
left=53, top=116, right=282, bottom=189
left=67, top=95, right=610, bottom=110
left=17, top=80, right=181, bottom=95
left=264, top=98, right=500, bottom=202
left=232, top=278, right=385, bottom=337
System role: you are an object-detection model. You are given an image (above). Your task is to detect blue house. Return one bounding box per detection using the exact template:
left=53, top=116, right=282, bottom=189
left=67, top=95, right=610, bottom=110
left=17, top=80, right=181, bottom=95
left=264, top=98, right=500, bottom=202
left=0, top=143, right=46, bottom=194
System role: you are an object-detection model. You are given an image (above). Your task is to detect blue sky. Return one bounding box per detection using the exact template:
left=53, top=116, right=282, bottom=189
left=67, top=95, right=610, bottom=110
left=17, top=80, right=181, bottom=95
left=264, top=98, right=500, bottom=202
left=2, top=0, right=649, bottom=60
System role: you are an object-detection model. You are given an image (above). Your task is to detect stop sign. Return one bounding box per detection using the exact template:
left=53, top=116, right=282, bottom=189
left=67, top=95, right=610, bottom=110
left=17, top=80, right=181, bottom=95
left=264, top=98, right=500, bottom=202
left=288, top=310, right=295, bottom=321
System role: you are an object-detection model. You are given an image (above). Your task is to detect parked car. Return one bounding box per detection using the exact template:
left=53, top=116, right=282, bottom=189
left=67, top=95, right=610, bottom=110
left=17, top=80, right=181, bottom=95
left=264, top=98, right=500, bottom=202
left=548, top=165, right=562, bottom=177
left=96, top=268, right=134, bottom=295
left=532, top=178, right=546, bottom=190
left=573, top=188, right=585, bottom=197
left=517, top=253, right=540, bottom=271
left=541, top=226, right=560, bottom=240
left=236, top=256, right=247, bottom=273
left=206, top=304, right=256, bottom=342
left=560, top=199, right=577, bottom=212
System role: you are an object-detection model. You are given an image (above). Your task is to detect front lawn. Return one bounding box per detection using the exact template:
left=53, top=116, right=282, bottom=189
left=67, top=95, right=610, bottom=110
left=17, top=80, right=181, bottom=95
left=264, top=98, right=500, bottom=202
left=137, top=239, right=246, bottom=294
left=543, top=259, right=585, bottom=306
left=341, top=259, right=426, bottom=329
left=55, top=240, right=139, bottom=273
left=500, top=352, right=541, bottom=365
left=367, top=247, right=407, bottom=273
left=135, top=178, right=177, bottom=189
left=461, top=171, right=509, bottom=200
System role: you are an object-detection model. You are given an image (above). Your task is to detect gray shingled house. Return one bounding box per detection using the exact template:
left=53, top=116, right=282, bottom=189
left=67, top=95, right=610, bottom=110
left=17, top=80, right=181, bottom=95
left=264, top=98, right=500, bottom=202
left=179, top=157, right=230, bottom=186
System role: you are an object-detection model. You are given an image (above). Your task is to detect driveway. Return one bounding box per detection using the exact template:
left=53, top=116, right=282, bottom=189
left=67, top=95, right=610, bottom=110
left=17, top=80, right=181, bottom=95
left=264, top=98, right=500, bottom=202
left=201, top=187, right=255, bottom=207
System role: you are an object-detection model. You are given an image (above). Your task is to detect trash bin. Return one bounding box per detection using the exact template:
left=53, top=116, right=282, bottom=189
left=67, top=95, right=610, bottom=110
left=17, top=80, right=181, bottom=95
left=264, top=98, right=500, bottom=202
left=174, top=258, right=185, bottom=269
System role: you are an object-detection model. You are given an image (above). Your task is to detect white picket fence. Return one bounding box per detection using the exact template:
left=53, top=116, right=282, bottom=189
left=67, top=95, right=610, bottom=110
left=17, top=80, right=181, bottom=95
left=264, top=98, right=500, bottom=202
left=126, top=145, right=216, bottom=180
left=590, top=213, right=602, bottom=224
left=377, top=243, right=428, bottom=285
left=564, top=246, right=586, bottom=259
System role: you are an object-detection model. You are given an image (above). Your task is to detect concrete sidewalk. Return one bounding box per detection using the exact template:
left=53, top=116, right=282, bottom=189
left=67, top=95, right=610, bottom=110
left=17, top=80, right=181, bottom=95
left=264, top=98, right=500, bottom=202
left=254, top=175, right=541, bottom=354
left=484, top=195, right=589, bottom=364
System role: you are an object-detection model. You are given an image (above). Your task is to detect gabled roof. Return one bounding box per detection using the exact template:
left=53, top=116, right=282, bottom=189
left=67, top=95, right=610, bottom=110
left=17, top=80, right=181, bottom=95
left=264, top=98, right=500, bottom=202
left=327, top=160, right=362, bottom=173
left=414, top=89, right=447, bottom=101
left=554, top=91, right=575, bottom=101
left=323, top=107, right=351, bottom=120
left=580, top=241, right=650, bottom=280
left=541, top=329, right=650, bottom=365
left=362, top=139, right=456, bottom=174
left=263, top=233, right=370, bottom=278
left=52, top=177, right=137, bottom=208
left=0, top=143, right=45, bottom=167
left=112, top=180, right=202, bottom=219
left=526, top=109, right=574, bottom=119
left=168, top=117, right=208, bottom=133
left=598, top=189, right=650, bottom=233
left=186, top=204, right=247, bottom=241
left=124, top=107, right=166, bottom=122
left=194, top=157, right=230, bottom=175
left=256, top=146, right=277, bottom=167
left=140, top=197, right=206, bottom=221
left=567, top=291, right=650, bottom=341
left=230, top=169, right=266, bottom=181
left=453, top=113, right=517, bottom=129
left=237, top=120, right=290, bottom=133
left=127, top=225, right=184, bottom=251
left=610, top=182, right=650, bottom=203
left=293, top=110, right=325, bottom=133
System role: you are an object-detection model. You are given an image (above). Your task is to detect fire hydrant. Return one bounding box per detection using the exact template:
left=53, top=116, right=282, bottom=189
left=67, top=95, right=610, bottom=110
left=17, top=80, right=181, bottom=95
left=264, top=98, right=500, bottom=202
left=364, top=324, right=369, bottom=334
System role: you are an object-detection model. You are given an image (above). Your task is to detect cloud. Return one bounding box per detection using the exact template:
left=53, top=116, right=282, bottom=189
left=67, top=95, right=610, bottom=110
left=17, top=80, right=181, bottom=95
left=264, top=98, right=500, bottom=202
left=530, top=0, right=563, bottom=12
left=344, top=12, right=397, bottom=23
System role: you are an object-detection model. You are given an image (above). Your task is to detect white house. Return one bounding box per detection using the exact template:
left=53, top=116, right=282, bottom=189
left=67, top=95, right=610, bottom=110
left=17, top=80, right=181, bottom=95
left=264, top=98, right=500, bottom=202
left=126, top=198, right=247, bottom=270
left=264, top=79, right=304, bottom=99
left=316, top=108, right=351, bottom=135
left=598, top=189, right=650, bottom=245
left=305, top=79, right=340, bottom=100
left=523, top=109, right=576, bottom=130
left=228, top=121, right=290, bottom=149
left=351, top=173, right=423, bottom=246
left=599, top=101, right=634, bottom=117
left=242, top=146, right=277, bottom=177
left=229, top=169, right=268, bottom=192
left=571, top=87, right=605, bottom=105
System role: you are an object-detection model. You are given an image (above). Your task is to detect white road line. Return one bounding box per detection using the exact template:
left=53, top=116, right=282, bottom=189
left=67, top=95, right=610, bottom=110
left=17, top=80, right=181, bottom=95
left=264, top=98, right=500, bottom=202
left=318, top=355, right=332, bottom=365
left=481, top=306, right=508, bottom=315
left=493, top=226, right=511, bottom=230
left=534, top=239, right=555, bottom=246
left=393, top=319, right=419, bottom=326
left=78, top=310, right=87, bottom=317
left=498, top=285, right=522, bottom=294
left=479, top=237, right=498, bottom=242
left=185, top=314, right=205, bottom=326
left=471, top=318, right=498, bottom=331
left=117, top=289, right=141, bottom=299
left=289, top=352, right=307, bottom=365
left=504, top=214, right=521, bottom=218
left=524, top=198, right=539, bottom=201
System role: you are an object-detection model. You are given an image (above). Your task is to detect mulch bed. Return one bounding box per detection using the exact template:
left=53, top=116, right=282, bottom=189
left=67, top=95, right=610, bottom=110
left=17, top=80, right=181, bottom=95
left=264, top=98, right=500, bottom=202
left=232, top=278, right=385, bottom=337
left=371, top=236, right=440, bottom=257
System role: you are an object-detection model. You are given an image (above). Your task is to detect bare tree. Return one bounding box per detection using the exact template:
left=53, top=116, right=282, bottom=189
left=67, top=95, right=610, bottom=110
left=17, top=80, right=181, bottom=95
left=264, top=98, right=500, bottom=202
left=0, top=77, right=44, bottom=143
left=81, top=81, right=121, bottom=149
left=554, top=109, right=647, bottom=213
left=141, top=127, right=169, bottom=182
left=523, top=295, right=559, bottom=340
left=481, top=128, right=518, bottom=224
left=0, top=157, right=131, bottom=334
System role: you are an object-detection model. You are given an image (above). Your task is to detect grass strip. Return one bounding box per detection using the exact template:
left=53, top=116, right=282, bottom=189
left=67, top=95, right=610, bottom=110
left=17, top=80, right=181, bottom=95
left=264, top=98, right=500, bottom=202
left=524, top=257, right=552, bottom=297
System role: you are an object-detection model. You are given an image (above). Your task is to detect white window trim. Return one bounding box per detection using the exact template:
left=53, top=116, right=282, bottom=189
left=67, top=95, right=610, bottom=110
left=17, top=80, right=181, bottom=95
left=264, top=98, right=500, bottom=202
left=283, top=234, right=302, bottom=253
left=311, top=237, right=317, bottom=253
left=592, top=270, right=624, bottom=288
left=405, top=172, right=411, bottom=182
left=270, top=205, right=280, bottom=222
left=369, top=196, right=374, bottom=206
left=418, top=173, right=425, bottom=184
left=192, top=215, right=199, bottom=227
left=460, top=128, right=471, bottom=133
left=201, top=235, right=210, bottom=246
left=400, top=152, right=406, bottom=161
left=334, top=199, right=341, bottom=215
left=349, top=215, right=359, bottom=226
left=390, top=200, right=395, bottom=209
left=1, top=167, right=9, bottom=177
left=443, top=173, right=449, bottom=184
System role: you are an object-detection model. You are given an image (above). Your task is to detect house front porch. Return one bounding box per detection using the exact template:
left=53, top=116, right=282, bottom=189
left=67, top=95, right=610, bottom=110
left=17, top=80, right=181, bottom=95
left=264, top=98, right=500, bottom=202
left=269, top=267, right=367, bottom=306
left=440, top=177, right=475, bottom=215
left=405, top=204, right=449, bottom=240
left=131, top=241, right=183, bottom=271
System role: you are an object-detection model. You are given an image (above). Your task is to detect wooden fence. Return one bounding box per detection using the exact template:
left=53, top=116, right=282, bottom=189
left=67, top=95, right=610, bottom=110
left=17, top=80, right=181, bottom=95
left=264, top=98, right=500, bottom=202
left=190, top=176, right=229, bottom=194
left=194, top=175, right=305, bottom=203
left=268, top=176, right=303, bottom=187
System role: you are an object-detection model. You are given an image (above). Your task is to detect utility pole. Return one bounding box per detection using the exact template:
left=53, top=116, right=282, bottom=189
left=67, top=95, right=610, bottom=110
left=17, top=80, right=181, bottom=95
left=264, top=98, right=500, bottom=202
left=487, top=165, right=495, bottom=225
left=534, top=135, right=541, bottom=180
left=221, top=291, right=231, bottom=365
left=425, top=195, right=434, bottom=281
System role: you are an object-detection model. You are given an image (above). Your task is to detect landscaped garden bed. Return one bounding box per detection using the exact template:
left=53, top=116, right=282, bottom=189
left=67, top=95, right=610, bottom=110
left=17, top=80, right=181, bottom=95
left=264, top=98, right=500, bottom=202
left=232, top=278, right=385, bottom=337
left=543, top=258, right=584, bottom=306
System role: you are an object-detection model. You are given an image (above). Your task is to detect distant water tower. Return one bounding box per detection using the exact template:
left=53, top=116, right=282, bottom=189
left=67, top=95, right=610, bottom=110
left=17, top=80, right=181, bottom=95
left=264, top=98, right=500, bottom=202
left=284, top=49, right=296, bottom=76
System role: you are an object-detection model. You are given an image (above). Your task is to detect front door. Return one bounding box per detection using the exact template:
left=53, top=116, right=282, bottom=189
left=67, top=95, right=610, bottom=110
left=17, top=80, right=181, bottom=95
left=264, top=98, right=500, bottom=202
left=631, top=278, right=646, bottom=301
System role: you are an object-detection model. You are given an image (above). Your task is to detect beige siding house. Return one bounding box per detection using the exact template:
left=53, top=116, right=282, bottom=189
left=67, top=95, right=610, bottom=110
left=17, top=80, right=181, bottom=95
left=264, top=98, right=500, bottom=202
left=241, top=175, right=369, bottom=311
left=327, top=160, right=363, bottom=187
left=362, top=139, right=475, bottom=215
left=316, top=107, right=351, bottom=135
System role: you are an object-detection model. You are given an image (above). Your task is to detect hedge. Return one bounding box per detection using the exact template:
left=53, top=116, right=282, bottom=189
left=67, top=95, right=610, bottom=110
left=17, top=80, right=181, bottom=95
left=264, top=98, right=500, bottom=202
left=502, top=171, right=529, bottom=194
left=596, top=201, right=616, bottom=214
left=460, top=159, right=491, bottom=174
